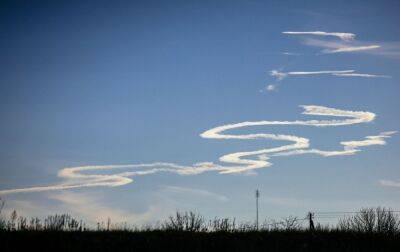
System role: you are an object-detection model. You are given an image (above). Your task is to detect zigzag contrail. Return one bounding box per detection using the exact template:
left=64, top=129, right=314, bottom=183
left=0, top=105, right=395, bottom=195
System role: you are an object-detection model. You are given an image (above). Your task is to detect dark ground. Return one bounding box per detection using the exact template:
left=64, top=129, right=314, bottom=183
left=1, top=230, right=400, bottom=252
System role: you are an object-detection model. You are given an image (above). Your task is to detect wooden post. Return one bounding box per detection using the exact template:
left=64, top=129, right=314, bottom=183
left=308, top=212, right=315, bottom=231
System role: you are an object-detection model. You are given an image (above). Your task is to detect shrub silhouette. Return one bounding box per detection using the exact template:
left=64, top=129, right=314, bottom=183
left=0, top=198, right=5, bottom=230
left=0, top=206, right=400, bottom=251
left=338, top=207, right=400, bottom=233
left=209, top=217, right=237, bottom=232
left=162, top=211, right=206, bottom=231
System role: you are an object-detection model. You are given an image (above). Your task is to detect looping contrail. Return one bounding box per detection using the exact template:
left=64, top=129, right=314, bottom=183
left=0, top=105, right=395, bottom=195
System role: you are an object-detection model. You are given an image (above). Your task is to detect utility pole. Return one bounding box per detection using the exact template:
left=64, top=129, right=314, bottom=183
left=255, top=189, right=260, bottom=230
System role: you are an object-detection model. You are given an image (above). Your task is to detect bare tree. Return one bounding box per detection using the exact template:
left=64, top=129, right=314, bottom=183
left=376, top=207, right=400, bottom=233
left=17, top=216, right=27, bottom=230
left=29, top=217, right=42, bottom=231
left=163, top=211, right=206, bottom=232
left=281, top=216, right=302, bottom=231
left=44, top=214, right=81, bottom=231
left=265, top=216, right=302, bottom=231
left=338, top=207, right=400, bottom=233
left=209, top=217, right=236, bottom=232
left=7, top=210, right=18, bottom=231
left=0, top=198, right=5, bottom=230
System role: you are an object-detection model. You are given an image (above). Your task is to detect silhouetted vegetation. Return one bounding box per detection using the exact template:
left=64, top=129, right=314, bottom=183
left=0, top=200, right=399, bottom=251
left=162, top=211, right=206, bottom=231
left=338, top=207, right=400, bottom=233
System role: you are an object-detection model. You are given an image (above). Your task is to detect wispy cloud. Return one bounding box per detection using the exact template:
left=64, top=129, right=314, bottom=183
left=332, top=73, right=390, bottom=78
left=270, top=69, right=388, bottom=80
left=48, top=192, right=155, bottom=225
left=282, top=52, right=302, bottom=56
left=259, top=84, right=277, bottom=93
left=324, top=45, right=380, bottom=54
left=265, top=84, right=276, bottom=92
left=303, top=38, right=400, bottom=57
left=378, top=180, right=400, bottom=188
left=162, top=186, right=229, bottom=202
left=0, top=105, right=394, bottom=195
left=283, top=31, right=355, bottom=41
left=1, top=192, right=157, bottom=226
left=262, top=196, right=306, bottom=207
left=1, top=199, right=50, bottom=219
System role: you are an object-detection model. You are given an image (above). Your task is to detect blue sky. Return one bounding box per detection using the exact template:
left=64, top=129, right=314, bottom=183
left=0, top=0, right=399, bottom=226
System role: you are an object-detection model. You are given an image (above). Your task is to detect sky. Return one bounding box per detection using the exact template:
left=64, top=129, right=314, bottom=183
left=0, top=0, right=399, bottom=226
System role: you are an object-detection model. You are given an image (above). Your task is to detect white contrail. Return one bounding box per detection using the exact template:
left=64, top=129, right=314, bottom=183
left=270, top=70, right=354, bottom=80
left=270, top=70, right=389, bottom=80
left=341, top=131, right=396, bottom=150
left=332, top=73, right=389, bottom=78
left=324, top=45, right=380, bottom=53
left=292, top=35, right=385, bottom=55
left=0, top=106, right=395, bottom=195
left=282, top=31, right=356, bottom=41
left=275, top=131, right=397, bottom=157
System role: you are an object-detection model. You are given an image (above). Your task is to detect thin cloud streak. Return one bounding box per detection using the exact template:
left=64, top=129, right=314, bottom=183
left=282, top=31, right=355, bottom=41
left=270, top=69, right=353, bottom=80
left=282, top=52, right=302, bottom=56
left=302, top=38, right=400, bottom=57
left=269, top=70, right=388, bottom=80
left=49, top=192, right=156, bottom=225
left=332, top=73, right=390, bottom=78
left=0, top=106, right=394, bottom=195
left=324, top=45, right=380, bottom=54
left=162, top=186, right=229, bottom=202
left=378, top=180, right=400, bottom=188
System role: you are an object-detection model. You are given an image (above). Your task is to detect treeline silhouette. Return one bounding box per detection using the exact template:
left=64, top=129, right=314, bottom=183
left=1, top=200, right=400, bottom=251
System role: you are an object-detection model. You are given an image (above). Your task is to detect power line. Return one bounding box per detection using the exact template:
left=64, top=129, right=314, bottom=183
left=309, top=210, right=400, bottom=221
left=314, top=210, right=400, bottom=214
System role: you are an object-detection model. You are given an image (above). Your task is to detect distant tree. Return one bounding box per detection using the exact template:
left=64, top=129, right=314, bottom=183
left=209, top=217, right=236, bottom=232
left=338, top=207, right=400, bottom=233
left=17, top=216, right=27, bottom=230
left=267, top=216, right=302, bottom=231
left=163, top=211, right=206, bottom=232
left=29, top=217, right=42, bottom=231
left=7, top=210, right=18, bottom=231
left=0, top=198, right=5, bottom=230
left=43, top=214, right=80, bottom=231
left=281, top=216, right=302, bottom=231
